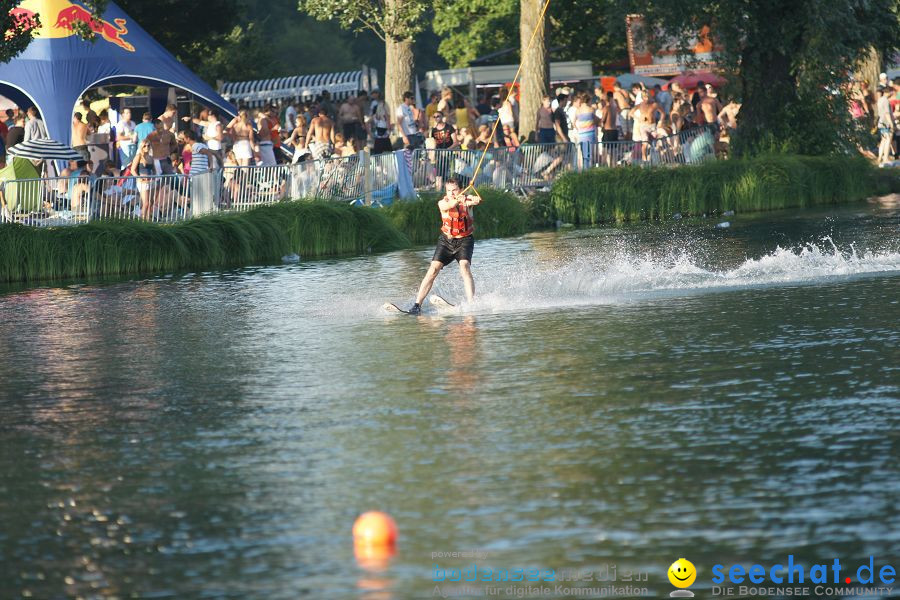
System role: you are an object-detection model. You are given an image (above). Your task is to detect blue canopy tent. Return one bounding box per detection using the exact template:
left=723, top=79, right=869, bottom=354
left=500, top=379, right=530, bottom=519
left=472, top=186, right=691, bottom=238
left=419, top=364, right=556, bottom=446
left=0, top=0, right=236, bottom=146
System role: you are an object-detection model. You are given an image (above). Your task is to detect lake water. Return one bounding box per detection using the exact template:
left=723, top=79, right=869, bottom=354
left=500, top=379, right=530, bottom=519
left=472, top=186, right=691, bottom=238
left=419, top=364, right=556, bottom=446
left=1, top=201, right=898, bottom=599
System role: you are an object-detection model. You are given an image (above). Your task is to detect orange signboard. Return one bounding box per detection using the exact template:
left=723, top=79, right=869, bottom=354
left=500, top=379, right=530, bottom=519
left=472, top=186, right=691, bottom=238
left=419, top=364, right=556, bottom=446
left=626, top=15, right=718, bottom=76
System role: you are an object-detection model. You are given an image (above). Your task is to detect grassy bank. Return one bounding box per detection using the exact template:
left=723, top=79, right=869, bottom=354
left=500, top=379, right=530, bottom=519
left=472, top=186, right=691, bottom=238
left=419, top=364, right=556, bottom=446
left=0, top=201, right=410, bottom=284
left=384, top=188, right=531, bottom=244
left=2, top=157, right=892, bottom=284
left=549, top=155, right=883, bottom=225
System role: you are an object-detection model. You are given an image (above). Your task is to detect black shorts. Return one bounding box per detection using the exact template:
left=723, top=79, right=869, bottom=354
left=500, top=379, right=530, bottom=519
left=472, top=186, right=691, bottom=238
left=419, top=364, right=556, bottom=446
left=432, top=234, right=474, bottom=265
left=602, top=129, right=619, bottom=142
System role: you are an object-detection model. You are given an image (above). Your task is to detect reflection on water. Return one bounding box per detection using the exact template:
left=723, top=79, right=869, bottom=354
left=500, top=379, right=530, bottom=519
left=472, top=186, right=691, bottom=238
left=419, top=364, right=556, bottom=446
left=0, top=203, right=898, bottom=598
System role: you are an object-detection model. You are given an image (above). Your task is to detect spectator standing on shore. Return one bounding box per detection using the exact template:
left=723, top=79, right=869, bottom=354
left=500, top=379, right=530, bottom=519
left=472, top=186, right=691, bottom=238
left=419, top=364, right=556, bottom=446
left=148, top=118, right=176, bottom=174
left=552, top=93, right=570, bottom=143
left=698, top=85, right=722, bottom=130
left=425, top=92, right=440, bottom=126
left=338, top=97, right=363, bottom=147
left=200, top=111, right=223, bottom=166
left=256, top=107, right=278, bottom=166
left=226, top=109, right=256, bottom=167
left=602, top=92, right=619, bottom=142
left=573, top=92, right=598, bottom=168
left=613, top=82, right=632, bottom=138
left=876, top=86, right=895, bottom=165
left=306, top=106, right=335, bottom=159
left=159, top=104, right=178, bottom=134
left=134, top=112, right=155, bottom=149
left=474, top=94, right=490, bottom=117
left=431, top=110, right=459, bottom=188
left=397, top=91, right=424, bottom=149
left=71, top=112, right=89, bottom=160
left=498, top=91, right=516, bottom=136
left=654, top=84, right=673, bottom=117
left=536, top=95, right=555, bottom=143
left=369, top=90, right=392, bottom=155
left=284, top=102, right=298, bottom=133
left=4, top=109, right=14, bottom=128
left=23, top=106, right=48, bottom=141
left=117, top=108, right=136, bottom=168
left=6, top=114, right=25, bottom=160
left=81, top=101, right=100, bottom=130
left=182, top=129, right=215, bottom=175
left=287, top=115, right=309, bottom=162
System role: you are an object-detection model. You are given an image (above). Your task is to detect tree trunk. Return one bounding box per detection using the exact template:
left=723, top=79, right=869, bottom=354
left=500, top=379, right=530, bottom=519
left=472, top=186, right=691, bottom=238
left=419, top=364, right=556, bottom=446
left=856, top=48, right=882, bottom=90
left=385, top=35, right=415, bottom=130
left=518, top=0, right=549, bottom=141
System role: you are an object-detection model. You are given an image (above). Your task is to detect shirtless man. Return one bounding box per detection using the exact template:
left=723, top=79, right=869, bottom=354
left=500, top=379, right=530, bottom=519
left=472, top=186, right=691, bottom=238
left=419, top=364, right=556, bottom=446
left=71, top=112, right=90, bottom=161
left=305, top=106, right=335, bottom=160
left=601, top=91, right=619, bottom=142
left=337, top=98, right=363, bottom=146
left=147, top=118, right=176, bottom=174
left=158, top=104, right=178, bottom=133
left=697, top=86, right=723, bottom=130
left=613, top=82, right=632, bottom=138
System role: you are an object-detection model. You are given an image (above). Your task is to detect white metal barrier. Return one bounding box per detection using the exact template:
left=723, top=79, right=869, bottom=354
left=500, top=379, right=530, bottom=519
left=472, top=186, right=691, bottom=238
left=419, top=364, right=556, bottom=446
left=1, top=127, right=717, bottom=227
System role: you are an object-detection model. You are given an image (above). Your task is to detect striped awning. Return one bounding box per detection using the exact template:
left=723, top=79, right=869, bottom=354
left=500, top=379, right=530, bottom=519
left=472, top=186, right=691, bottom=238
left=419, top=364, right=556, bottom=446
left=220, top=70, right=363, bottom=108
left=8, top=138, right=82, bottom=161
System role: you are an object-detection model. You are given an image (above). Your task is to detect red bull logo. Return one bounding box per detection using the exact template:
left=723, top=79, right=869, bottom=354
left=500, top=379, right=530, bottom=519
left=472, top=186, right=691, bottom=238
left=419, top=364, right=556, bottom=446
left=9, top=0, right=135, bottom=51
left=53, top=3, right=134, bottom=51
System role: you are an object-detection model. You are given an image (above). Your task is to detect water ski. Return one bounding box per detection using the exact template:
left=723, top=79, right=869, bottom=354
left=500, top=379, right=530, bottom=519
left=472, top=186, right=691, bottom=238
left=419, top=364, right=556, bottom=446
left=428, top=294, right=455, bottom=310
left=382, top=302, right=416, bottom=314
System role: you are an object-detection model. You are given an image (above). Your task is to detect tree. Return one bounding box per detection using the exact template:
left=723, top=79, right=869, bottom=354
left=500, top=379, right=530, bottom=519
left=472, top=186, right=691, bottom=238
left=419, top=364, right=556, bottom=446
left=117, top=0, right=243, bottom=79
left=627, top=0, right=900, bottom=156
left=1, top=0, right=108, bottom=64
left=518, top=0, right=548, bottom=140
left=301, top=0, right=428, bottom=115
left=432, top=0, right=626, bottom=72
left=432, top=0, right=517, bottom=68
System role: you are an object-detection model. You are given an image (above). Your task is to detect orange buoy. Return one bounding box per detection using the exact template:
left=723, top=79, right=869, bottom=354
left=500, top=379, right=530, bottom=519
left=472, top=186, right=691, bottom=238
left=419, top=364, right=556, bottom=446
left=352, top=511, right=397, bottom=547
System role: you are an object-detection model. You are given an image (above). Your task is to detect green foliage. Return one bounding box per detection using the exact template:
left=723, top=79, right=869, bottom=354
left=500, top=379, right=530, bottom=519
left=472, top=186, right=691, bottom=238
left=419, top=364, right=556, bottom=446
left=433, top=0, right=626, bottom=70
left=0, top=201, right=410, bottom=284
left=300, top=0, right=427, bottom=40
left=432, top=0, right=518, bottom=68
left=549, top=156, right=879, bottom=224
left=385, top=189, right=530, bottom=244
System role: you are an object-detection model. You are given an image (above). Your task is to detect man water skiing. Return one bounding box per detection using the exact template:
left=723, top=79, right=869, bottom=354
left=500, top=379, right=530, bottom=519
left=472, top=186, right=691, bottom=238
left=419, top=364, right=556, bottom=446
left=409, top=178, right=481, bottom=315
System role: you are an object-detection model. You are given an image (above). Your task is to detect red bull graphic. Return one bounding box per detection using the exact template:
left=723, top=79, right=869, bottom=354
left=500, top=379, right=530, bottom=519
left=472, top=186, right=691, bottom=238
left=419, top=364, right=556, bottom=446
left=54, top=3, right=134, bottom=51
left=9, top=0, right=135, bottom=52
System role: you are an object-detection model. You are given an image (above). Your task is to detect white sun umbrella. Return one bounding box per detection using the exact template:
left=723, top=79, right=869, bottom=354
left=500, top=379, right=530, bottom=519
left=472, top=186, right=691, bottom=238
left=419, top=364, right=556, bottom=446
left=8, top=138, right=83, bottom=161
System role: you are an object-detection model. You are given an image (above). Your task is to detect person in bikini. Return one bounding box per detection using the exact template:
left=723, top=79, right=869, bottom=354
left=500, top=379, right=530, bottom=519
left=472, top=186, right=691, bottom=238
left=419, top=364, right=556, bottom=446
left=409, top=178, right=481, bottom=315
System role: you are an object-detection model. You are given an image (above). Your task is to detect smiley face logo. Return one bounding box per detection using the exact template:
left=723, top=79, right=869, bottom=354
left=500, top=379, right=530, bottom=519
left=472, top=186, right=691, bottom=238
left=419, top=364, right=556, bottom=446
left=668, top=558, right=697, bottom=588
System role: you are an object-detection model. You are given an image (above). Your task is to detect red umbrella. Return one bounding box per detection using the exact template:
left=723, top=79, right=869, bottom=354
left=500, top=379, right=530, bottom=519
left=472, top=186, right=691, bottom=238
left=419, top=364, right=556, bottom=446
left=664, top=71, right=727, bottom=91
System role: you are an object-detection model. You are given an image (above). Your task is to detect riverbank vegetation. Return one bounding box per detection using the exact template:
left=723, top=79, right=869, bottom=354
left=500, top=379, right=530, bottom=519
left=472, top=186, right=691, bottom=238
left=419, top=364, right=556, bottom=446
left=548, top=155, right=885, bottom=225
left=0, top=202, right=410, bottom=284
left=2, top=157, right=895, bottom=284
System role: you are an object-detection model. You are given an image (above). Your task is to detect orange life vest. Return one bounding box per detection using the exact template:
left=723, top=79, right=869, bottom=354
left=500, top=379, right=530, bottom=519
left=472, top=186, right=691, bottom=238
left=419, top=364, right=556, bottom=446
left=441, top=199, right=474, bottom=238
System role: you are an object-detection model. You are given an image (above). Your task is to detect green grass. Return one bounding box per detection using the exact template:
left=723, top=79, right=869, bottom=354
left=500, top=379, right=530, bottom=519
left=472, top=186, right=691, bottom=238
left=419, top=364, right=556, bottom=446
left=2, top=159, right=889, bottom=284
left=549, top=155, right=880, bottom=225
left=0, top=201, right=410, bottom=284
left=385, top=188, right=531, bottom=244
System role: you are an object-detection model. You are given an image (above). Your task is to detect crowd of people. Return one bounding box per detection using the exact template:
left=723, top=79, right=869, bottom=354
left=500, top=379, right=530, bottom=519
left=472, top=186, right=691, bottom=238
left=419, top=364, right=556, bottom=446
left=6, top=71, right=899, bottom=223
left=848, top=73, right=900, bottom=166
